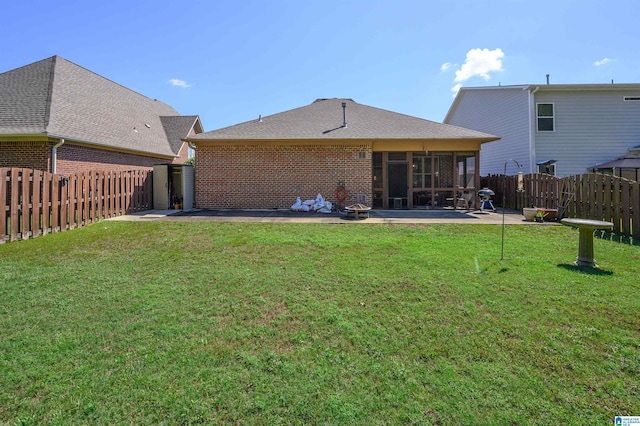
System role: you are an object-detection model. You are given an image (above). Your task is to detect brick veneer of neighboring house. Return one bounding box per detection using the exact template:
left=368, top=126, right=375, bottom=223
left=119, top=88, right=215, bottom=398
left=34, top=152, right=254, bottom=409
left=0, top=141, right=49, bottom=170
left=196, top=144, right=372, bottom=208
left=54, top=144, right=166, bottom=174
left=1, top=140, right=187, bottom=175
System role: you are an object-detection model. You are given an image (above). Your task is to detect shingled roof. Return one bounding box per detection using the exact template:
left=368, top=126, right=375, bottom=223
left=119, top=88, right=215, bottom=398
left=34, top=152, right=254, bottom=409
left=186, top=98, right=498, bottom=142
left=0, top=56, right=200, bottom=157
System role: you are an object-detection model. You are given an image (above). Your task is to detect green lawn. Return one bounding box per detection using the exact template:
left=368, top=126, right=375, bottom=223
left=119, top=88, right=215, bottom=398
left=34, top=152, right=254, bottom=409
left=0, top=222, right=638, bottom=425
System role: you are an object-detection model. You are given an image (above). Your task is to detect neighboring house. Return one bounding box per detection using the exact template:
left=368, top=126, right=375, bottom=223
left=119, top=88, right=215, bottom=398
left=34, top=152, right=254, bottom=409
left=0, top=56, right=203, bottom=175
left=444, top=84, right=640, bottom=177
left=184, top=98, right=498, bottom=209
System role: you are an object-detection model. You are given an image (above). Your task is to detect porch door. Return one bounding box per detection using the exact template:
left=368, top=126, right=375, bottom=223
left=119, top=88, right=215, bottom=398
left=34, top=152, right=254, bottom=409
left=387, top=163, right=408, bottom=208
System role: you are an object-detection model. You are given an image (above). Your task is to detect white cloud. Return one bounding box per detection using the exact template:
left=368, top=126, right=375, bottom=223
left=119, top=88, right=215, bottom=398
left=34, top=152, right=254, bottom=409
left=594, top=57, right=615, bottom=66
left=440, top=62, right=451, bottom=72
left=450, top=48, right=504, bottom=96
left=169, top=78, right=192, bottom=88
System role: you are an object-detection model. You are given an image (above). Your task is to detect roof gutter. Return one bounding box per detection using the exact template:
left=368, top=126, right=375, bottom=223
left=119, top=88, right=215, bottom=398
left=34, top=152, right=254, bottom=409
left=45, top=133, right=176, bottom=159
left=527, top=86, right=540, bottom=173
left=51, top=138, right=65, bottom=174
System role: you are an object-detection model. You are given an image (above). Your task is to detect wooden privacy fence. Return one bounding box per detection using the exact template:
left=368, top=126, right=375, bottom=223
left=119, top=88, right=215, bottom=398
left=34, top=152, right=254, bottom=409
left=1, top=168, right=153, bottom=243
left=482, top=173, right=640, bottom=239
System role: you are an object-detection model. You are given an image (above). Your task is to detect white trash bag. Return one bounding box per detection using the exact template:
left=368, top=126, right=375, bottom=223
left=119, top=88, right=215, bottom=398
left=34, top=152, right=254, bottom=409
left=316, top=200, right=333, bottom=214
left=291, top=197, right=303, bottom=211
left=313, top=194, right=325, bottom=211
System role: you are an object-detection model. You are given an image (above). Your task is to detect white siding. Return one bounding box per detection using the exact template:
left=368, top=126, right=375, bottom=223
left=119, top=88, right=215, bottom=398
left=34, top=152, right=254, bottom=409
left=534, top=90, right=640, bottom=176
left=446, top=88, right=531, bottom=175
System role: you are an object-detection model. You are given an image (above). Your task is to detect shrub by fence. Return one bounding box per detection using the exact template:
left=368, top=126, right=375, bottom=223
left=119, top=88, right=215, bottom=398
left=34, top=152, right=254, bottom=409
left=1, top=168, right=152, bottom=243
left=482, top=173, right=640, bottom=239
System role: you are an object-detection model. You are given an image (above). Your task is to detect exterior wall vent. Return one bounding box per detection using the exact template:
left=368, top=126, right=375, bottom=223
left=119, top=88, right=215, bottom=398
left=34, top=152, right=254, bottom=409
left=623, top=96, right=640, bottom=101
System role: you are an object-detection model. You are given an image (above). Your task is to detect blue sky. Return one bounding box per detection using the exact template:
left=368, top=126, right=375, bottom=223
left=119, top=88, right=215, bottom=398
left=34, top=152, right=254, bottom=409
left=2, top=0, right=638, bottom=130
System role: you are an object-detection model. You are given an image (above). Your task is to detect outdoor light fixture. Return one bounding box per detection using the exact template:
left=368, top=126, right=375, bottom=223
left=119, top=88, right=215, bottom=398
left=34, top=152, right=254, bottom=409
left=502, top=159, right=523, bottom=261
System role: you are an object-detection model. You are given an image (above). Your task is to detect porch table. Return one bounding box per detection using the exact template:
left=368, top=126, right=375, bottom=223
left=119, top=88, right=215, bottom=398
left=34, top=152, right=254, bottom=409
left=561, top=218, right=613, bottom=267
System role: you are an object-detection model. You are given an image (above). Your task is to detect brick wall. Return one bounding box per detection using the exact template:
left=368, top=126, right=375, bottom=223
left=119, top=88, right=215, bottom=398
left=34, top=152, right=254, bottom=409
left=0, top=141, right=49, bottom=170
left=54, top=143, right=174, bottom=174
left=2, top=140, right=188, bottom=174
left=172, top=142, right=190, bottom=164
left=195, top=144, right=373, bottom=208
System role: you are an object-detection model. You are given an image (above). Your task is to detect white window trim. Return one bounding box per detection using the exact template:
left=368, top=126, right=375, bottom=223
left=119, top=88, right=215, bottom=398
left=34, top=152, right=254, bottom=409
left=537, top=163, right=556, bottom=175
left=536, top=102, right=555, bottom=132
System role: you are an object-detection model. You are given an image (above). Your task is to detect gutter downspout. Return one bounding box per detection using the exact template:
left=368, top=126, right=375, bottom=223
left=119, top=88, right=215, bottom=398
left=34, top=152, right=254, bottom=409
left=51, top=138, right=65, bottom=174
left=528, top=86, right=540, bottom=173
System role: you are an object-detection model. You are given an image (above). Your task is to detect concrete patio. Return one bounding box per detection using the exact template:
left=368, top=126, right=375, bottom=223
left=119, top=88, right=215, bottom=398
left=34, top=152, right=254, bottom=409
left=109, top=208, right=558, bottom=225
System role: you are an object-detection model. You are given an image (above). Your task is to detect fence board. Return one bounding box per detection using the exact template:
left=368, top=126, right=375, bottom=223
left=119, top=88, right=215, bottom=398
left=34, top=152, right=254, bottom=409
left=124, top=171, right=131, bottom=213
left=69, top=174, right=77, bottom=230
left=32, top=170, right=41, bottom=238
left=0, top=169, right=7, bottom=244
left=87, top=173, right=98, bottom=222
left=613, top=177, right=621, bottom=234
left=108, top=172, right=115, bottom=218
left=603, top=174, right=612, bottom=222
left=97, top=171, right=104, bottom=219
left=51, top=177, right=59, bottom=233
left=21, top=169, right=30, bottom=240
left=60, top=177, right=68, bottom=232
left=83, top=171, right=90, bottom=224
left=574, top=175, right=581, bottom=217
left=10, top=169, right=20, bottom=242
left=0, top=168, right=153, bottom=243
left=42, top=171, right=50, bottom=235
left=622, top=180, right=631, bottom=237
left=481, top=172, right=637, bottom=240
left=116, top=171, right=122, bottom=215
left=75, top=173, right=86, bottom=228
left=595, top=174, right=603, bottom=220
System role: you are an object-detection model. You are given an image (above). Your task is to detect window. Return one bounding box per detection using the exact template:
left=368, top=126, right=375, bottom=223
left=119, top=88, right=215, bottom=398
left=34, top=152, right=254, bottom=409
left=373, top=152, right=383, bottom=189
left=538, top=163, right=556, bottom=175
left=411, top=152, right=434, bottom=188
left=537, top=103, right=554, bottom=131
left=623, top=96, right=640, bottom=101
left=456, top=154, right=476, bottom=189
